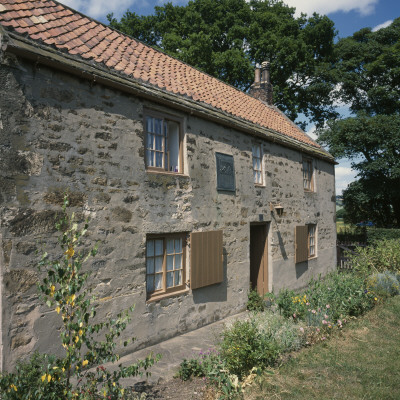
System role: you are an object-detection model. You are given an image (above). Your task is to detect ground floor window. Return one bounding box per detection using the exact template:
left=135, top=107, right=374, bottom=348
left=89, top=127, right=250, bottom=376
left=146, top=234, right=186, bottom=299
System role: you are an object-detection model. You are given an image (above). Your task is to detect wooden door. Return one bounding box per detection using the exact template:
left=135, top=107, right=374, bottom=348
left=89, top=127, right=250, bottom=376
left=250, top=223, right=268, bottom=296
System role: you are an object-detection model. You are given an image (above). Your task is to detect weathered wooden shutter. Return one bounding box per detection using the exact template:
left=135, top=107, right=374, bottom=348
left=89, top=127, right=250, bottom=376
left=295, top=226, right=308, bottom=263
left=190, top=230, right=223, bottom=289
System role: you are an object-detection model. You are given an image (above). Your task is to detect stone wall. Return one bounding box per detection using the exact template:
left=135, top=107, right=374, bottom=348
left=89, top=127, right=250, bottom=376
left=0, top=53, right=336, bottom=370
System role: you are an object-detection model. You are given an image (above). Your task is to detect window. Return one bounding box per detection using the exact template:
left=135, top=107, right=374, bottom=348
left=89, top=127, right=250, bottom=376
left=146, top=234, right=186, bottom=299
left=295, top=224, right=317, bottom=263
left=308, top=224, right=316, bottom=258
left=145, top=112, right=182, bottom=173
left=302, top=158, right=314, bottom=191
left=252, top=144, right=263, bottom=185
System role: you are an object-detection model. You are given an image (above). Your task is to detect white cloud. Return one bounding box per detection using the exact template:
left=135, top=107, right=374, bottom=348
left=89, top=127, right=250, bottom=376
left=306, top=124, right=318, bottom=141
left=335, top=165, right=357, bottom=194
left=283, top=0, right=378, bottom=17
left=372, top=19, right=393, bottom=32
left=62, top=0, right=145, bottom=19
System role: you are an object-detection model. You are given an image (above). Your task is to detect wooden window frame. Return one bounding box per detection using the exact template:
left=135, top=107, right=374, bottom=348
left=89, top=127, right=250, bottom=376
left=302, top=158, right=314, bottom=192
left=144, top=110, right=184, bottom=174
left=308, top=224, right=317, bottom=259
left=146, top=233, right=187, bottom=301
left=252, top=143, right=263, bottom=186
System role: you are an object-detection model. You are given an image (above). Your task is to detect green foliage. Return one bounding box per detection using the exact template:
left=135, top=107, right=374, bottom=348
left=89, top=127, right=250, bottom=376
left=108, top=0, right=338, bottom=128
left=247, top=290, right=265, bottom=312
left=367, top=228, right=400, bottom=243
left=220, top=320, right=279, bottom=379
left=0, top=353, right=64, bottom=400
left=277, top=271, right=376, bottom=324
left=251, top=312, right=306, bottom=353
left=367, top=272, right=400, bottom=297
left=349, top=239, right=400, bottom=276
left=337, top=226, right=367, bottom=243
left=1, top=196, right=159, bottom=399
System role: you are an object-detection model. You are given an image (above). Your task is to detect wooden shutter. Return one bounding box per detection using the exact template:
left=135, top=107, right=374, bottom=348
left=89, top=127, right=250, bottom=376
left=295, top=226, right=308, bottom=263
left=190, top=230, right=223, bottom=289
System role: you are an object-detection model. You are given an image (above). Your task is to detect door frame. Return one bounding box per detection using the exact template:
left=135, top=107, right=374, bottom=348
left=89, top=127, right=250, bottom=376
left=249, top=222, right=270, bottom=296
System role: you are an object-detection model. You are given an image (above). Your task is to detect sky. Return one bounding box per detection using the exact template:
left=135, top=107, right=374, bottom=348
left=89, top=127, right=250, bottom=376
left=62, top=0, right=400, bottom=195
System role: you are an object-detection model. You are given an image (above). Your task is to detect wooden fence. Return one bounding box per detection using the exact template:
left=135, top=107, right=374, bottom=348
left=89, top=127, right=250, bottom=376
left=336, top=242, right=367, bottom=270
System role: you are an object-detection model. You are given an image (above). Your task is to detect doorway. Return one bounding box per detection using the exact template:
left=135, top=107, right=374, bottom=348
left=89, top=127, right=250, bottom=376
left=250, top=223, right=269, bottom=296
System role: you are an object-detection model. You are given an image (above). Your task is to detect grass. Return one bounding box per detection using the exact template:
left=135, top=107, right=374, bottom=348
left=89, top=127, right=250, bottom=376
left=336, top=219, right=353, bottom=233
left=244, top=295, right=400, bottom=400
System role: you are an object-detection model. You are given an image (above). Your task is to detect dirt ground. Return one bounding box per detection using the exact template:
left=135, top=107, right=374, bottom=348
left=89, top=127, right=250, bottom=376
left=132, top=377, right=210, bottom=399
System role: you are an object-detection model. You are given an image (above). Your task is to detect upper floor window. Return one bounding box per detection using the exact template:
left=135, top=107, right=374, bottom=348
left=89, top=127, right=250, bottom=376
left=145, top=113, right=183, bottom=173
left=252, top=144, right=263, bottom=185
left=302, top=158, right=314, bottom=191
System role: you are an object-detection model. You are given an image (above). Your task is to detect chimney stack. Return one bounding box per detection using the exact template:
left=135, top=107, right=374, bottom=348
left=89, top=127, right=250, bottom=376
left=249, top=61, right=273, bottom=105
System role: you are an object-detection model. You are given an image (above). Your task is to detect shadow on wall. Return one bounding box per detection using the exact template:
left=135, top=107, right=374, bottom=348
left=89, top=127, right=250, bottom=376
left=192, top=247, right=228, bottom=304
left=276, top=230, right=288, bottom=260
left=295, top=261, right=309, bottom=279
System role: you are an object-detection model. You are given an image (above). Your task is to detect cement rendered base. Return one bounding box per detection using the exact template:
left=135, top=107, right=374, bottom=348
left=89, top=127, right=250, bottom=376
left=114, top=311, right=248, bottom=386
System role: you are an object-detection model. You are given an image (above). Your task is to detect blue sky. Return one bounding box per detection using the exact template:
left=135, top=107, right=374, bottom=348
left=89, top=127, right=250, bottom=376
left=62, top=0, right=400, bottom=194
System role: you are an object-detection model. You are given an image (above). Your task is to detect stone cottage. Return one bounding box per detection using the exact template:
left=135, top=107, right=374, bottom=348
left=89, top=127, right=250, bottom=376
left=0, top=0, right=336, bottom=371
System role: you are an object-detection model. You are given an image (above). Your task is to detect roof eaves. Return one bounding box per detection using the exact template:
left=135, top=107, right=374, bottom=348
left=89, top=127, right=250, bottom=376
left=1, top=27, right=335, bottom=163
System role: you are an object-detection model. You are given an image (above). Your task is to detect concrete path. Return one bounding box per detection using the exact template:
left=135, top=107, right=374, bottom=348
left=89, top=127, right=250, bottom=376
left=118, top=311, right=247, bottom=385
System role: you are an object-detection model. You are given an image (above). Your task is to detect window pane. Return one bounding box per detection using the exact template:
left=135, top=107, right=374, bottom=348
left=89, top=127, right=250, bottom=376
left=155, top=152, right=163, bottom=168
left=155, top=240, right=163, bottom=255
left=175, top=239, right=182, bottom=253
left=147, top=276, right=154, bottom=292
left=155, top=274, right=162, bottom=290
left=147, top=240, right=154, bottom=257
left=147, top=150, right=154, bottom=167
left=166, top=272, right=174, bottom=288
left=175, top=270, right=182, bottom=285
left=146, top=116, right=153, bottom=133
left=155, top=256, right=163, bottom=273
left=175, top=254, right=182, bottom=268
left=146, top=258, right=154, bottom=274
left=166, top=239, right=174, bottom=254
left=257, top=171, right=261, bottom=183
left=166, top=255, right=174, bottom=271
left=154, top=118, right=162, bottom=134
left=146, top=133, right=154, bottom=149
left=155, top=135, right=163, bottom=151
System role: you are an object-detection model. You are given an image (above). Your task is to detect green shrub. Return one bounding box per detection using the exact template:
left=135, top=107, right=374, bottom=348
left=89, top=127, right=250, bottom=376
left=367, top=272, right=400, bottom=297
left=220, top=320, right=279, bottom=379
left=251, top=311, right=307, bottom=353
left=367, top=228, right=400, bottom=244
left=0, top=353, right=64, bottom=400
left=337, top=226, right=367, bottom=243
left=247, top=290, right=265, bottom=312
left=349, top=239, right=400, bottom=275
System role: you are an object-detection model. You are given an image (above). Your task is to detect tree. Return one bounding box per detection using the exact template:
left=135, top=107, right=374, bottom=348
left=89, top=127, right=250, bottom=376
left=319, top=19, right=400, bottom=227
left=107, top=0, right=338, bottom=128
left=318, top=113, right=400, bottom=227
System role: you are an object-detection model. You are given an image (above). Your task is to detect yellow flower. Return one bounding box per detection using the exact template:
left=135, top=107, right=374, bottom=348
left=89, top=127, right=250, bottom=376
left=47, top=374, right=51, bottom=383
left=10, top=384, right=17, bottom=392
left=78, top=329, right=83, bottom=336
left=113, top=382, right=116, bottom=387
left=82, top=359, right=89, bottom=367
left=79, top=322, right=83, bottom=328
left=74, top=336, right=79, bottom=343
left=65, top=246, right=75, bottom=259
left=56, top=306, right=61, bottom=314
left=374, top=297, right=378, bottom=301
left=41, top=374, right=46, bottom=382
left=50, top=285, right=55, bottom=296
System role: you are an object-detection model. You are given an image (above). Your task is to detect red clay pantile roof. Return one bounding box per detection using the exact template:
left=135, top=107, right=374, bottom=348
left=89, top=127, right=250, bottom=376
left=0, top=0, right=319, bottom=148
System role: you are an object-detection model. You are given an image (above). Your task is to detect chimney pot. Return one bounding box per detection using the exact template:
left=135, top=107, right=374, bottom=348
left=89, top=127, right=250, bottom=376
left=249, top=60, right=273, bottom=105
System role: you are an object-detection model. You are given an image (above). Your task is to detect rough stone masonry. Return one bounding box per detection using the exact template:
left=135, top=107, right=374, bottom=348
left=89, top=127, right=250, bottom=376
left=0, top=50, right=336, bottom=371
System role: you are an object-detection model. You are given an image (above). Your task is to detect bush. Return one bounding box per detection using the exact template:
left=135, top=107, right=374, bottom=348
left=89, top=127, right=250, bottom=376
left=247, top=290, right=265, bottom=312
left=251, top=311, right=306, bottom=353
left=220, top=320, right=279, bottom=379
left=367, top=272, right=400, bottom=297
left=349, top=239, right=400, bottom=275
left=367, top=228, right=400, bottom=244
left=0, top=353, right=64, bottom=400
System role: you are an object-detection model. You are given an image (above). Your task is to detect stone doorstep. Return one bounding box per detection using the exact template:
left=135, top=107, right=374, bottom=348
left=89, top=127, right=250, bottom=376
left=106, top=311, right=248, bottom=385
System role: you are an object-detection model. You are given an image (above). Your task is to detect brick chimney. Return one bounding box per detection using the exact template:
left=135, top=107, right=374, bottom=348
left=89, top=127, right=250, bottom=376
left=249, top=61, right=273, bottom=105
